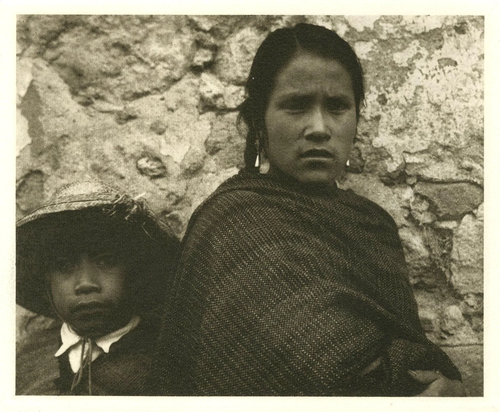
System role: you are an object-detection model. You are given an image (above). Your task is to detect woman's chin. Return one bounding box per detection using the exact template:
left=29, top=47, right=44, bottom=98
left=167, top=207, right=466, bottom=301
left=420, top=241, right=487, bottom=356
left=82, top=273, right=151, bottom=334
left=285, top=170, right=339, bottom=187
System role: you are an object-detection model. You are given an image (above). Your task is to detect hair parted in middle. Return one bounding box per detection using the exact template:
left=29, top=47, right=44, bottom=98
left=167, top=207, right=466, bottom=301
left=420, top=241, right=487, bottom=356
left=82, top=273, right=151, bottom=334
left=238, top=23, right=365, bottom=171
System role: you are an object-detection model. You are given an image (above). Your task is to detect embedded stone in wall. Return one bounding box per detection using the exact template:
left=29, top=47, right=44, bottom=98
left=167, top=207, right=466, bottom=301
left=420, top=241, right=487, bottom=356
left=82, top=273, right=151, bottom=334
left=181, top=146, right=206, bottom=177
left=392, top=185, right=413, bottom=219
left=404, top=148, right=483, bottom=185
left=51, top=46, right=108, bottom=96
left=223, top=85, right=245, bottom=110
left=199, top=73, right=244, bottom=111
left=340, top=173, right=406, bottom=227
left=141, top=20, right=194, bottom=81
left=410, top=195, right=437, bottom=225
left=418, top=307, right=438, bottom=333
left=414, top=182, right=483, bottom=219
left=440, top=305, right=473, bottom=337
left=136, top=153, right=167, bottom=178
left=422, top=226, right=453, bottom=283
left=93, top=100, right=124, bottom=114
left=438, top=57, right=458, bottom=69
left=215, top=27, right=267, bottom=85
left=16, top=170, right=45, bottom=214
left=189, top=17, right=215, bottom=32
left=399, top=226, right=437, bottom=288
left=192, top=48, right=215, bottom=69
left=17, top=58, right=34, bottom=106
left=159, top=74, right=201, bottom=114
left=461, top=293, right=483, bottom=317
left=19, top=82, right=44, bottom=156
left=344, top=15, right=380, bottom=32
left=115, top=107, right=139, bottom=125
left=451, top=207, right=484, bottom=295
left=17, top=111, right=31, bottom=157
left=433, top=220, right=459, bottom=230
left=204, top=112, right=245, bottom=170
left=150, top=119, right=167, bottom=135
left=199, top=73, right=224, bottom=110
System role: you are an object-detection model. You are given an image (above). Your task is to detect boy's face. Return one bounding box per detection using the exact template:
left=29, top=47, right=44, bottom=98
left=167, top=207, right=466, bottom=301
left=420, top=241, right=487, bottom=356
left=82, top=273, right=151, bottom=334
left=47, top=250, right=133, bottom=339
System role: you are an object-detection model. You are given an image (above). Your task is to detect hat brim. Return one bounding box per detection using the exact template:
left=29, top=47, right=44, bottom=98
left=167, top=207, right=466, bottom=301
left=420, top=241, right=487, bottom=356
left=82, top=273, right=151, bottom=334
left=17, top=201, right=179, bottom=318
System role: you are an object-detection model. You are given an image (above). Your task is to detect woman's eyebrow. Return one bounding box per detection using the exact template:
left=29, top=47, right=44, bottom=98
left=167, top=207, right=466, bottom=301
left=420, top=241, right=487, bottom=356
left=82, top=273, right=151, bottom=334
left=275, top=92, right=313, bottom=103
left=277, top=90, right=353, bottom=100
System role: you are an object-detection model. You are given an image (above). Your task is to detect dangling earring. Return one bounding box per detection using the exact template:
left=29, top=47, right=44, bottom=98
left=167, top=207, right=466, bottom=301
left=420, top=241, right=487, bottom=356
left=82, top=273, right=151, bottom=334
left=260, top=150, right=270, bottom=174
left=255, top=131, right=270, bottom=174
left=346, top=159, right=350, bottom=167
left=254, top=137, right=260, bottom=168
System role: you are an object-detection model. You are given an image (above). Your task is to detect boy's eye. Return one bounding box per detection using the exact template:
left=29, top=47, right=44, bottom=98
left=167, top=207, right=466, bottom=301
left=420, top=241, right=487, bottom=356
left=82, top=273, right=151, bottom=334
left=52, top=257, right=77, bottom=273
left=94, top=253, right=119, bottom=270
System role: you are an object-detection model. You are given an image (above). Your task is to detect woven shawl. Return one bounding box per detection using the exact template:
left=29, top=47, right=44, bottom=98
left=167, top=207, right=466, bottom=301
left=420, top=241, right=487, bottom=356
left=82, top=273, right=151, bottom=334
left=153, top=171, right=461, bottom=396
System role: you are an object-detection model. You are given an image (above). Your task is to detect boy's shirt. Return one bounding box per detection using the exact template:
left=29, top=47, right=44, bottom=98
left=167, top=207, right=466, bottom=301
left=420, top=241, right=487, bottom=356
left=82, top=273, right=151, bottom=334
left=16, top=314, right=160, bottom=395
left=58, top=314, right=160, bottom=396
left=55, top=316, right=141, bottom=372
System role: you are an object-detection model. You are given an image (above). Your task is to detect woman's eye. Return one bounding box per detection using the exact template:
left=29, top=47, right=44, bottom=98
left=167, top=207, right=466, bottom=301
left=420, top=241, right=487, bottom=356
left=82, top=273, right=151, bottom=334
left=280, top=97, right=309, bottom=113
left=326, top=99, right=349, bottom=113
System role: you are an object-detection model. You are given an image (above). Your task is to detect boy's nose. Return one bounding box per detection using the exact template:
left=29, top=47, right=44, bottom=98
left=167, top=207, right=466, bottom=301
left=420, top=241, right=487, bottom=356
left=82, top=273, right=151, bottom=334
left=74, top=255, right=101, bottom=295
left=304, top=108, right=331, bottom=142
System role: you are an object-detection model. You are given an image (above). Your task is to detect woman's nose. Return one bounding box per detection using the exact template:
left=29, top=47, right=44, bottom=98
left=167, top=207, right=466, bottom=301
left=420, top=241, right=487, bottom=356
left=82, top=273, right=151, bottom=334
left=304, top=107, right=331, bottom=142
left=74, top=255, right=101, bottom=295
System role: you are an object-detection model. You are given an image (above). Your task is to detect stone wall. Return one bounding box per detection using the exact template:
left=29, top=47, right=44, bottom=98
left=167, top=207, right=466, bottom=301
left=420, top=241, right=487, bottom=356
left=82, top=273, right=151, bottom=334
left=16, top=15, right=484, bottom=395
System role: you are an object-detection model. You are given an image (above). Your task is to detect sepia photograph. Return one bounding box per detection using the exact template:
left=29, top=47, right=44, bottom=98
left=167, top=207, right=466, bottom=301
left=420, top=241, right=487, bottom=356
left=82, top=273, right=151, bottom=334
left=5, top=4, right=497, bottom=411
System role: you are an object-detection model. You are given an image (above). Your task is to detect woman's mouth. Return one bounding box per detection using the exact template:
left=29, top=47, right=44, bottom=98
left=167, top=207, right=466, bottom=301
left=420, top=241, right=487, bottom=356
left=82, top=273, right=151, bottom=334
left=300, top=149, right=334, bottom=159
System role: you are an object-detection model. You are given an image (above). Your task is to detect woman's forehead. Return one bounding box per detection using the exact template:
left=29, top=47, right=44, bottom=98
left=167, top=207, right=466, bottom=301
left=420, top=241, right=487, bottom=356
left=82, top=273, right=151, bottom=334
left=272, top=51, right=354, bottom=98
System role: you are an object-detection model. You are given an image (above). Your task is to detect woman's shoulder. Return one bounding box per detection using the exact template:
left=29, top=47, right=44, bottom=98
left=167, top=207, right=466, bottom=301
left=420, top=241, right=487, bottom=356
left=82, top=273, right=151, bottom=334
left=180, top=172, right=281, bottom=245
left=340, top=187, right=399, bottom=229
left=190, top=172, right=268, bottom=218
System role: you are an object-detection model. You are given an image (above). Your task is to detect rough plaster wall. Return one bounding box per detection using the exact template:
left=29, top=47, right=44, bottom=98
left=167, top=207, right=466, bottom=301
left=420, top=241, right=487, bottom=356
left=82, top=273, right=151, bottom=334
left=16, top=15, right=484, bottom=395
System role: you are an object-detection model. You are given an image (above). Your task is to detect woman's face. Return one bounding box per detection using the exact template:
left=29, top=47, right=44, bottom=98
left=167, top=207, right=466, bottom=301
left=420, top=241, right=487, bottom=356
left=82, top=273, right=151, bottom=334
left=264, top=49, right=357, bottom=185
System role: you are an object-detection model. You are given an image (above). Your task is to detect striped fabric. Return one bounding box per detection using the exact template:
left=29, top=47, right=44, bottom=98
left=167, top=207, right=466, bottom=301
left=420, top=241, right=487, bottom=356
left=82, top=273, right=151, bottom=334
left=153, top=170, right=461, bottom=396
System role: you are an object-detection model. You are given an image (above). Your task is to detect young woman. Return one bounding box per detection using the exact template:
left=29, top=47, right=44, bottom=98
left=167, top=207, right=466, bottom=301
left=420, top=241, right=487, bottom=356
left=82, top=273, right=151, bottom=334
left=152, top=23, right=465, bottom=396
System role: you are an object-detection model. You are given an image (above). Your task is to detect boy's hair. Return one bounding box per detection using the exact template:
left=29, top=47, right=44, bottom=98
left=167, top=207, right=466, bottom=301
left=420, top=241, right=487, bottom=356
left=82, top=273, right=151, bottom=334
left=17, top=180, right=180, bottom=318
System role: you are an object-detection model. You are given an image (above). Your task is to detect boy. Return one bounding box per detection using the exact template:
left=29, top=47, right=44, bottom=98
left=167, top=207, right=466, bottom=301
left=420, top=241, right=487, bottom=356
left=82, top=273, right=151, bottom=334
left=16, top=180, right=179, bottom=395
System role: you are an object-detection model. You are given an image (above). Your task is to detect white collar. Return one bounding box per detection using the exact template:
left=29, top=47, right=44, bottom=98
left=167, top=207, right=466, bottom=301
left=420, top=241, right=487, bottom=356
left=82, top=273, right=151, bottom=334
left=55, top=316, right=141, bottom=373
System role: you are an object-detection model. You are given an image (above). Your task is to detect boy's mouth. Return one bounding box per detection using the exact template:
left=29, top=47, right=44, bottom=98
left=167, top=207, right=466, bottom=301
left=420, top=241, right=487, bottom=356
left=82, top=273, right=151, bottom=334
left=71, top=301, right=112, bottom=315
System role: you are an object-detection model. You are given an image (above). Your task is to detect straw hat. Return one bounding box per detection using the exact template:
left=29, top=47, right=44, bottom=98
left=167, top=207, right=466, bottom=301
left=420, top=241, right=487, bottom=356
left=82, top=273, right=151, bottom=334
left=16, top=180, right=180, bottom=318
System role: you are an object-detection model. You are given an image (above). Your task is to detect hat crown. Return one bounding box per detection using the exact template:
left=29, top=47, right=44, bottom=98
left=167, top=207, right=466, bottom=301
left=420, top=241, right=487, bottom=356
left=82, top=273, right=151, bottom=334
left=17, top=179, right=180, bottom=318
left=16, top=180, right=129, bottom=228
left=51, top=180, right=122, bottom=202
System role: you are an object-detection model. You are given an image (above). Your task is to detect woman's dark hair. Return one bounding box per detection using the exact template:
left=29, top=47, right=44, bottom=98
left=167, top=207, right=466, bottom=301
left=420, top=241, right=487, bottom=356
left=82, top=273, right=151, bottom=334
left=238, top=23, right=365, bottom=170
